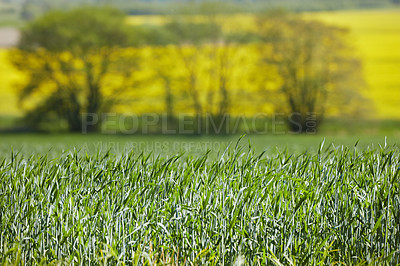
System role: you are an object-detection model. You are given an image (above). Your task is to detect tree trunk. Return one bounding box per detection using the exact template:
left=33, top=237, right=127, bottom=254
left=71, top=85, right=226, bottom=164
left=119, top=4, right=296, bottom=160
left=86, top=83, right=101, bottom=133
left=287, top=112, right=318, bottom=134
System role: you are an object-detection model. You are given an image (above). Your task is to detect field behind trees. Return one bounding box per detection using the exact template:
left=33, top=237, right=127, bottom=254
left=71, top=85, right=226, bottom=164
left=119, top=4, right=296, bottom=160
left=304, top=9, right=400, bottom=119
left=0, top=8, right=399, bottom=132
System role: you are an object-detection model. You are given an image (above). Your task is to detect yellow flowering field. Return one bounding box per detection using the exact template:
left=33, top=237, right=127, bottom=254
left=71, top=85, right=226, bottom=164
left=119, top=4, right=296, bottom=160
left=0, top=9, right=399, bottom=119
left=304, top=9, right=400, bottom=119
left=0, top=49, right=23, bottom=116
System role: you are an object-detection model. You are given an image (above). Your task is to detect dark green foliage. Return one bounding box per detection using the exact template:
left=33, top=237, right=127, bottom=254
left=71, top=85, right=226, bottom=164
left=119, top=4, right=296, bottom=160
left=164, top=21, right=223, bottom=45
left=18, top=7, right=131, bottom=52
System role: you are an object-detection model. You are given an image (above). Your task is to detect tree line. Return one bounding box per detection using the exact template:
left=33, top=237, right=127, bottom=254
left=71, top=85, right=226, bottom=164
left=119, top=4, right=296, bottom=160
left=16, top=0, right=399, bottom=21
left=11, top=7, right=366, bottom=134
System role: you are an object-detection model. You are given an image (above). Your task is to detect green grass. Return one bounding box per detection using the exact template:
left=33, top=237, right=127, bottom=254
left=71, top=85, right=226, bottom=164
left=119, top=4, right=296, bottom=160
left=0, top=135, right=399, bottom=264
left=0, top=133, right=398, bottom=158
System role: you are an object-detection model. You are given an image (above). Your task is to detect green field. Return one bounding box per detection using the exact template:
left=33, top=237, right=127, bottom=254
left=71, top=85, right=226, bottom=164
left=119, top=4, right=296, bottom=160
left=0, top=133, right=397, bottom=158
left=0, top=135, right=399, bottom=264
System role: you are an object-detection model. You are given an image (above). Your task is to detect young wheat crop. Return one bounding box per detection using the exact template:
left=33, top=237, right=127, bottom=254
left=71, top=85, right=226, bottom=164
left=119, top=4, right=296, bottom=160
left=0, top=140, right=399, bottom=265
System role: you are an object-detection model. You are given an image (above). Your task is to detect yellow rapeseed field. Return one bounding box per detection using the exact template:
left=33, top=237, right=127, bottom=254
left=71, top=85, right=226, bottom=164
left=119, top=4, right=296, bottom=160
left=0, top=9, right=399, bottom=119
left=304, top=9, right=400, bottom=119
left=0, top=49, right=24, bottom=116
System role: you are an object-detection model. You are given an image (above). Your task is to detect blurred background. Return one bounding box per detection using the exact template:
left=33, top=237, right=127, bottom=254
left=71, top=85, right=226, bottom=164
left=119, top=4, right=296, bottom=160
left=0, top=0, right=399, bottom=155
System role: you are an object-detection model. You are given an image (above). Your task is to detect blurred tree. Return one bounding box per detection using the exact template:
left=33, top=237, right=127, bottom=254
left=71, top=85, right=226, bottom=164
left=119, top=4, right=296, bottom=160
left=257, top=11, right=366, bottom=133
left=163, top=19, right=248, bottom=134
left=129, top=24, right=179, bottom=128
left=12, top=7, right=138, bottom=132
left=163, top=20, right=222, bottom=133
